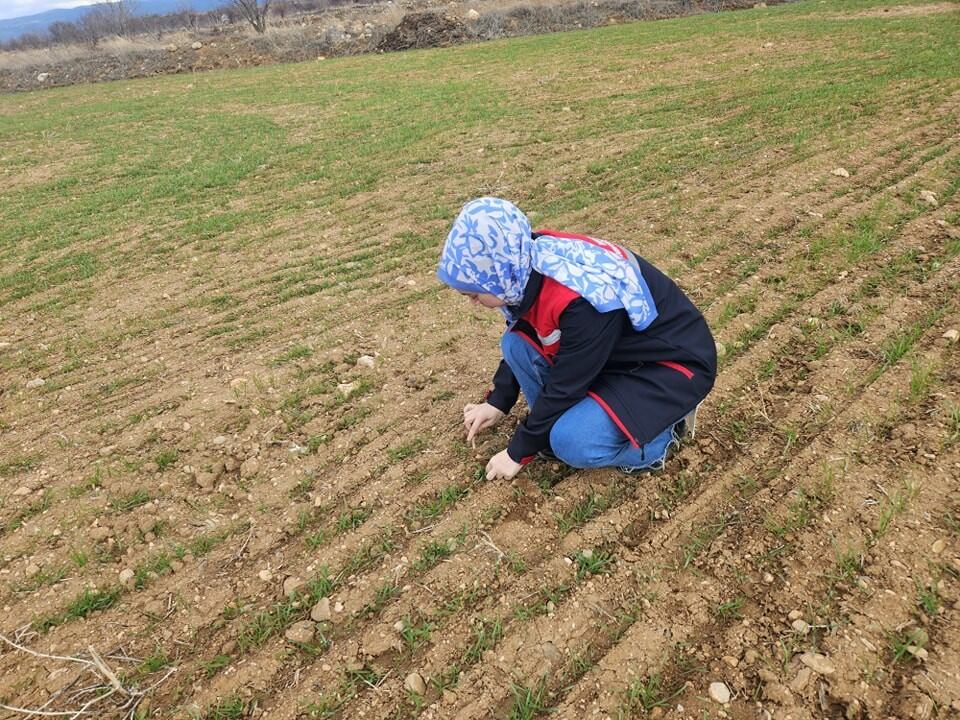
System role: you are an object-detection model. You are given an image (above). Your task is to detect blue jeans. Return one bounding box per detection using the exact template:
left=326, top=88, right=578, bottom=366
left=501, top=332, right=678, bottom=470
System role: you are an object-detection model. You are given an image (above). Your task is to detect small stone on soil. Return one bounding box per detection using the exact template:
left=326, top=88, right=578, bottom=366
left=25, top=377, right=46, bottom=389
left=119, top=568, right=135, bottom=586
left=284, top=620, right=315, bottom=644
left=337, top=382, right=358, bottom=397
left=942, top=329, right=959, bottom=343
left=918, top=189, right=938, bottom=206
left=258, top=569, right=273, bottom=582
left=283, top=576, right=304, bottom=597
left=356, top=355, right=376, bottom=369
left=709, top=682, right=731, bottom=704
left=931, top=539, right=945, bottom=554
left=25, top=563, right=40, bottom=578
left=791, top=619, right=810, bottom=634
left=790, top=667, right=812, bottom=692
left=404, top=672, right=427, bottom=695
left=799, top=652, right=835, bottom=675
left=240, top=457, right=260, bottom=479
left=787, top=609, right=803, bottom=621
left=831, top=167, right=850, bottom=178
left=195, top=472, right=216, bottom=490
left=311, top=597, right=332, bottom=622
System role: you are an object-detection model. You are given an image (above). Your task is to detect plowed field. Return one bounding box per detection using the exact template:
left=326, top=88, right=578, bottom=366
left=1, top=1, right=959, bottom=718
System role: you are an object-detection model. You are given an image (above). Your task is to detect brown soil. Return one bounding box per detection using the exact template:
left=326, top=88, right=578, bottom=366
left=377, top=12, right=473, bottom=51
left=1, top=12, right=959, bottom=720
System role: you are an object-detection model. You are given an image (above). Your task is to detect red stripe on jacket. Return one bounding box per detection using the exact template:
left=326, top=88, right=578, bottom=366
left=534, top=228, right=629, bottom=260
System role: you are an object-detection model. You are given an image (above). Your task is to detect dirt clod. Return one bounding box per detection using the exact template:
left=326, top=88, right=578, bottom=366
left=377, top=12, right=472, bottom=52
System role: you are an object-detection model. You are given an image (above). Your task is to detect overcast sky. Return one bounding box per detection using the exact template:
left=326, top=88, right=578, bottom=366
left=0, top=0, right=100, bottom=21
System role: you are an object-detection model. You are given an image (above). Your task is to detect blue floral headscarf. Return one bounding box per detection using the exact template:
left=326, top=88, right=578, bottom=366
left=437, top=197, right=658, bottom=331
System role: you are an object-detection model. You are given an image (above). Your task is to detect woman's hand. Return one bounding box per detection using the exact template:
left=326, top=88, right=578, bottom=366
left=463, top=402, right=505, bottom=445
left=486, top=449, right=522, bottom=481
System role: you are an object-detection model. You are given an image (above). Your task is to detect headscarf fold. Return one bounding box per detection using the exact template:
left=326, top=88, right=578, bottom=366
left=437, top=197, right=658, bottom=331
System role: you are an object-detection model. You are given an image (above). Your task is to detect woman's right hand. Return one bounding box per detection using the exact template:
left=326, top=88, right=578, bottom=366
left=463, top=402, right=505, bottom=445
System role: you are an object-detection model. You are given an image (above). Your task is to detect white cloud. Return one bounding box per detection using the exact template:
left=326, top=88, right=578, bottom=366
left=0, top=1, right=101, bottom=22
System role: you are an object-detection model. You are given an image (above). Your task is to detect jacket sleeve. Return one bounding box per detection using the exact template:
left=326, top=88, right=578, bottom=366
left=485, top=359, right=520, bottom=413
left=506, top=299, right=624, bottom=462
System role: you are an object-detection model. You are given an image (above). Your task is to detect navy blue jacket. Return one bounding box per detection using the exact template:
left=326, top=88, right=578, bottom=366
left=486, top=250, right=717, bottom=463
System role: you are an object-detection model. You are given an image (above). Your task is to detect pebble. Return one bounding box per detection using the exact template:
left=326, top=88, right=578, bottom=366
left=191, top=40, right=203, bottom=49
left=931, top=539, right=945, bottom=554
left=791, top=619, right=810, bottom=635
left=356, top=355, right=376, bottom=369
left=722, top=655, right=739, bottom=668
left=404, top=671, right=427, bottom=695
left=119, top=568, right=136, bottom=586
left=337, top=382, right=358, bottom=398
left=334, top=601, right=344, bottom=612
left=942, top=329, right=959, bottom=343
left=283, top=576, right=304, bottom=597
left=311, top=597, right=331, bottom=622
left=258, top=569, right=273, bottom=582
left=25, top=377, right=46, bottom=389
left=284, top=620, right=315, bottom=644
left=906, top=645, right=929, bottom=661
left=762, top=572, right=774, bottom=584
left=13, top=486, right=31, bottom=496
left=25, top=563, right=40, bottom=578
left=708, top=682, right=731, bottom=704
left=799, top=652, right=835, bottom=675
left=787, top=609, right=803, bottom=621
left=466, top=8, right=479, bottom=19
left=918, top=189, right=938, bottom=207
left=99, top=445, right=116, bottom=457
left=831, top=167, right=850, bottom=178
left=790, top=667, right=812, bottom=692
left=240, top=457, right=260, bottom=479
left=195, top=472, right=216, bottom=490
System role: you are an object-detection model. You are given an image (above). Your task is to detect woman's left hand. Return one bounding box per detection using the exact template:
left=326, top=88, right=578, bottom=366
left=486, top=449, right=522, bottom=481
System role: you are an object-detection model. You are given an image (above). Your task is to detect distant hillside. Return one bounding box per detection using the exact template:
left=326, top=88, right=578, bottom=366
left=0, top=0, right=225, bottom=42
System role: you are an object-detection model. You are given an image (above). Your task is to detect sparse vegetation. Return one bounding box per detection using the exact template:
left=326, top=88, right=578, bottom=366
left=1, top=2, right=957, bottom=718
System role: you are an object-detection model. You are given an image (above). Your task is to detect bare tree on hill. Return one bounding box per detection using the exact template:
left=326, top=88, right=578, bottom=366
left=231, top=0, right=271, bottom=33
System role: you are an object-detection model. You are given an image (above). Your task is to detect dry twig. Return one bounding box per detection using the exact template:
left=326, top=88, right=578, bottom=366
left=0, top=634, right=175, bottom=720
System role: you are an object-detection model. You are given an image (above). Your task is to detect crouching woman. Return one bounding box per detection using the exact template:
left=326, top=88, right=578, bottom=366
left=437, top=197, right=717, bottom=482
